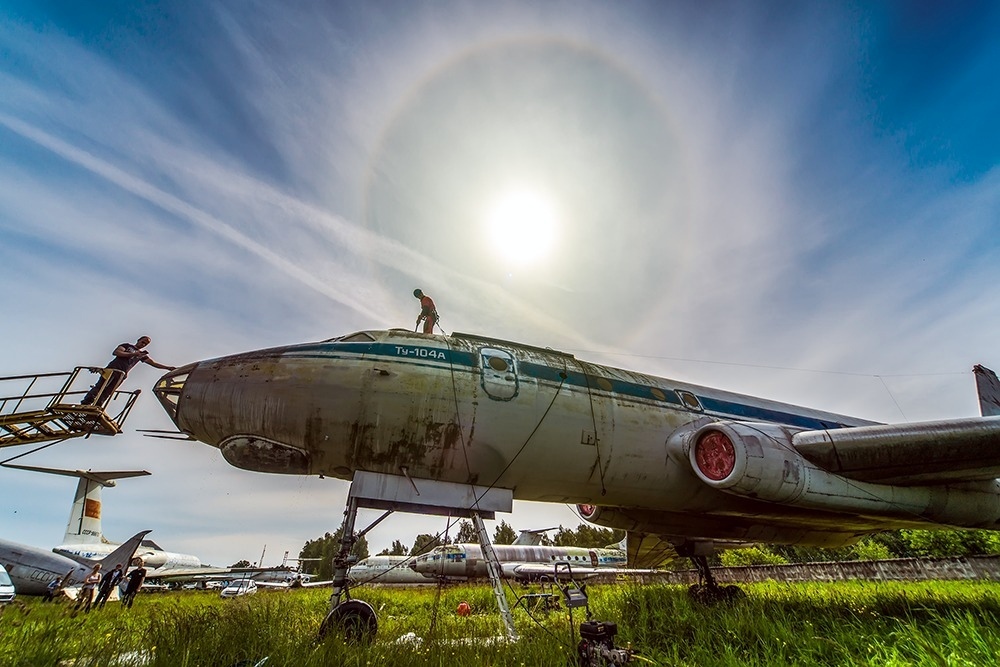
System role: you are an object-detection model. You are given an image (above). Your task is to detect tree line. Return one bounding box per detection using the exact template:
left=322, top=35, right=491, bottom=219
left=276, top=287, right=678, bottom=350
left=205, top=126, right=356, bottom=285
left=719, top=529, right=1000, bottom=567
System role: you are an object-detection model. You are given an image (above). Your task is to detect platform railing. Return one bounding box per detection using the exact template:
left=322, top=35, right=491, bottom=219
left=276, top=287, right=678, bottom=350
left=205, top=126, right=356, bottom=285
left=0, top=367, right=139, bottom=448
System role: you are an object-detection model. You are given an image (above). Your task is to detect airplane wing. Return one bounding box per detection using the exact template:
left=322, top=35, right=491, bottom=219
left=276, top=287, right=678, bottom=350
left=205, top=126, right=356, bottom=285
left=791, top=366, right=1000, bottom=485
left=793, top=416, right=1000, bottom=485
left=625, top=532, right=680, bottom=569
left=507, top=563, right=667, bottom=581
left=146, top=563, right=305, bottom=581
left=256, top=579, right=332, bottom=589
left=144, top=566, right=235, bottom=581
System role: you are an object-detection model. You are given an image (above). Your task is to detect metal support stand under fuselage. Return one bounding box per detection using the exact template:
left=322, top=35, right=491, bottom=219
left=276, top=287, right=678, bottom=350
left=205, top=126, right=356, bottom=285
left=319, top=470, right=514, bottom=643
left=472, top=511, right=518, bottom=640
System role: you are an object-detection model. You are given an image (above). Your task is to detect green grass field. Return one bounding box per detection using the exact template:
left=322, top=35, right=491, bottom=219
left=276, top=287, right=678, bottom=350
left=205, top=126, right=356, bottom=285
left=2, top=580, right=998, bottom=666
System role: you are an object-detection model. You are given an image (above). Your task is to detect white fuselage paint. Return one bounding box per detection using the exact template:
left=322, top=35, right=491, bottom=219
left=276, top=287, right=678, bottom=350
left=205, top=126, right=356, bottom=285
left=413, top=543, right=627, bottom=580
left=348, top=556, right=428, bottom=584
left=55, top=543, right=201, bottom=572
left=0, top=539, right=84, bottom=596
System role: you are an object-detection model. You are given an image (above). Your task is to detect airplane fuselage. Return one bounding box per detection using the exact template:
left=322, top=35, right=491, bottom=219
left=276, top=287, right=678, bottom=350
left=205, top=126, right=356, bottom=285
left=413, top=543, right=627, bottom=581
left=55, top=542, right=201, bottom=571
left=155, top=329, right=1000, bottom=549
left=0, top=539, right=85, bottom=595
left=348, top=555, right=427, bottom=584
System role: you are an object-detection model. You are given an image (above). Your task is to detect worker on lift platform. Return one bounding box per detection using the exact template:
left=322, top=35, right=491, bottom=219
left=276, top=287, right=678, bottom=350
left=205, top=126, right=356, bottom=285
left=82, top=336, right=175, bottom=406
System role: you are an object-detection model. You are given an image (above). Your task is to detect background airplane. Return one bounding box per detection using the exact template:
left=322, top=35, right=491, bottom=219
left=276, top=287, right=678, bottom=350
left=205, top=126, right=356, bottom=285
left=348, top=528, right=588, bottom=584
left=151, top=329, right=1000, bottom=600
left=3, top=463, right=203, bottom=574
left=411, top=538, right=631, bottom=582
left=0, top=530, right=148, bottom=596
left=348, top=555, right=427, bottom=585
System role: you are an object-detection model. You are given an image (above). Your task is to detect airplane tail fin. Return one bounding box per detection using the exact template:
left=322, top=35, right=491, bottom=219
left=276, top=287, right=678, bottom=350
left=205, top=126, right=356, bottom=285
left=974, top=365, right=1000, bottom=417
left=0, top=463, right=149, bottom=545
left=513, top=527, right=556, bottom=546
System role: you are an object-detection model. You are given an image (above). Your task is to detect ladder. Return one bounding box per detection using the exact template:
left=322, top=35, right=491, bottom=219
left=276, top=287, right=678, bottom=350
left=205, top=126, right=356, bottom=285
left=473, top=511, right=518, bottom=640
left=0, top=367, right=139, bottom=448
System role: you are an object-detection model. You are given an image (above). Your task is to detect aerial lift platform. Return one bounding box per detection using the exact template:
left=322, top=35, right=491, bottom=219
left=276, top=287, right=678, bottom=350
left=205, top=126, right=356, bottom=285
left=0, top=367, right=140, bottom=448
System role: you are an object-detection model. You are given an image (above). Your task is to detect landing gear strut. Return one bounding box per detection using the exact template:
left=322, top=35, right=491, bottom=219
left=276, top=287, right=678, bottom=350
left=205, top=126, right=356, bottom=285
left=686, top=554, right=745, bottom=605
left=316, top=470, right=514, bottom=644
left=317, top=495, right=385, bottom=644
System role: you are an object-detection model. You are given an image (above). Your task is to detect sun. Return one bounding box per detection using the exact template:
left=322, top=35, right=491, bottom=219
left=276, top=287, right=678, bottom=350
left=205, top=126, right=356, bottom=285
left=484, top=189, right=558, bottom=265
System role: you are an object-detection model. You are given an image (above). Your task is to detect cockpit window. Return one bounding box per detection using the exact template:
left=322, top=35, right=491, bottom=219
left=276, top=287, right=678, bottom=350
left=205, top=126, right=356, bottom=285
left=324, top=331, right=377, bottom=343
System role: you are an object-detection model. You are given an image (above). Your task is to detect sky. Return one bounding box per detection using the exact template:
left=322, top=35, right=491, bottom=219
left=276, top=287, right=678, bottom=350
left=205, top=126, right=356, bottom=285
left=2, top=1, right=999, bottom=568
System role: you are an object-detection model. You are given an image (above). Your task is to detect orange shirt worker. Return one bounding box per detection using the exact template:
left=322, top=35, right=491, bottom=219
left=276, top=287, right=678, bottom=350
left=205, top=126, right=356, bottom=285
left=413, top=289, right=438, bottom=334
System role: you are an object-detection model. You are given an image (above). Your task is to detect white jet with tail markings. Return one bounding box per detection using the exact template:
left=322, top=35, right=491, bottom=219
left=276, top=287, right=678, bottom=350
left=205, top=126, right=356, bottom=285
left=3, top=463, right=203, bottom=574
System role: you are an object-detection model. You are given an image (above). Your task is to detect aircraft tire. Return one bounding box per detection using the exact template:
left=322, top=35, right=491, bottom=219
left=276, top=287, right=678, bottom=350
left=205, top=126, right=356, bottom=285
left=687, top=584, right=745, bottom=606
left=319, top=599, right=378, bottom=644
left=722, top=585, right=746, bottom=602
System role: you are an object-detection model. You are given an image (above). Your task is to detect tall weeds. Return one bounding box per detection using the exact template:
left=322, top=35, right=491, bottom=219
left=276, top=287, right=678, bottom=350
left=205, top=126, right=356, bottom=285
left=1, top=581, right=997, bottom=666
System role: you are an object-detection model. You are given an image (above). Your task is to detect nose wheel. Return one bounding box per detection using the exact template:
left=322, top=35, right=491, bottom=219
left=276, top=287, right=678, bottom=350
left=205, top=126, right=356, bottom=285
left=320, top=495, right=391, bottom=645
left=319, top=599, right=378, bottom=644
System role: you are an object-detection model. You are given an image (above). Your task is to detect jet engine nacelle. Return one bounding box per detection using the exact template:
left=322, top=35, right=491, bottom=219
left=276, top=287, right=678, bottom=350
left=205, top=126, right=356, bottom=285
left=681, top=420, right=1000, bottom=527
left=687, top=421, right=807, bottom=504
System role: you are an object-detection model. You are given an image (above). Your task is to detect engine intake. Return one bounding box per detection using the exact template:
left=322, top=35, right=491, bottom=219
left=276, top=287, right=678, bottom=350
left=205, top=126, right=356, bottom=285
left=688, top=421, right=807, bottom=504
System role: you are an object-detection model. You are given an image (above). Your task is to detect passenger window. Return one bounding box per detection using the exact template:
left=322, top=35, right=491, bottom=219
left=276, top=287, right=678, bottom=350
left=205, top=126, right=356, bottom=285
left=488, top=356, right=509, bottom=372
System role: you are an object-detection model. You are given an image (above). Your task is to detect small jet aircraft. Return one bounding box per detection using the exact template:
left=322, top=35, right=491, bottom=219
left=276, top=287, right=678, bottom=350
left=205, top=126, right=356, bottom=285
left=251, top=568, right=314, bottom=585
left=0, top=530, right=148, bottom=596
left=152, top=329, right=1000, bottom=630
left=348, top=555, right=428, bottom=585
left=411, top=538, right=632, bottom=582
left=3, top=463, right=204, bottom=574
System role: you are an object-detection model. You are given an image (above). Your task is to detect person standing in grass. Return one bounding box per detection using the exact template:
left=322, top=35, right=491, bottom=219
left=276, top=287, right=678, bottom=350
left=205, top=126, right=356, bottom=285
left=43, top=577, right=62, bottom=602
left=121, top=558, right=147, bottom=609
left=75, top=564, right=102, bottom=612
left=94, top=562, right=124, bottom=609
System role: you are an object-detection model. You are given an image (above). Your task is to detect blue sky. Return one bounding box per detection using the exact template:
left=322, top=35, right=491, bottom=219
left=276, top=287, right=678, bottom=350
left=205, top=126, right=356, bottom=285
left=2, top=1, right=999, bottom=567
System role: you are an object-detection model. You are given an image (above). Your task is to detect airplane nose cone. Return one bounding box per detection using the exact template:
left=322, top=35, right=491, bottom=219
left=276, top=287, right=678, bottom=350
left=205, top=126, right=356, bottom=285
left=153, top=364, right=198, bottom=423
left=149, top=345, right=352, bottom=477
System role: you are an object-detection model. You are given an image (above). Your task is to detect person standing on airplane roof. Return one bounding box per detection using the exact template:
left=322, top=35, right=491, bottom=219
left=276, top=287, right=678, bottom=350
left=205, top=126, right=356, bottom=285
left=82, top=336, right=176, bottom=406
left=413, top=289, right=439, bottom=334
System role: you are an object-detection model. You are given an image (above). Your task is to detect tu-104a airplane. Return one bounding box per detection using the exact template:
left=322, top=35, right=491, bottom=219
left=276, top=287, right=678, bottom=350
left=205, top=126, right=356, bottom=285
left=152, top=329, right=1000, bottom=635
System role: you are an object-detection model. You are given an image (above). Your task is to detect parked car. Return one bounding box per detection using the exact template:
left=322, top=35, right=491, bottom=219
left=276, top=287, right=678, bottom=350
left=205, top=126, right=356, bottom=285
left=220, top=579, right=257, bottom=598
left=0, top=565, right=16, bottom=603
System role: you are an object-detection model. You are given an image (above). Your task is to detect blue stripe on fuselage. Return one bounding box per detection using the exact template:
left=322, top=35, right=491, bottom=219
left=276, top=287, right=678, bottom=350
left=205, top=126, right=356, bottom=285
left=279, top=342, right=848, bottom=431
